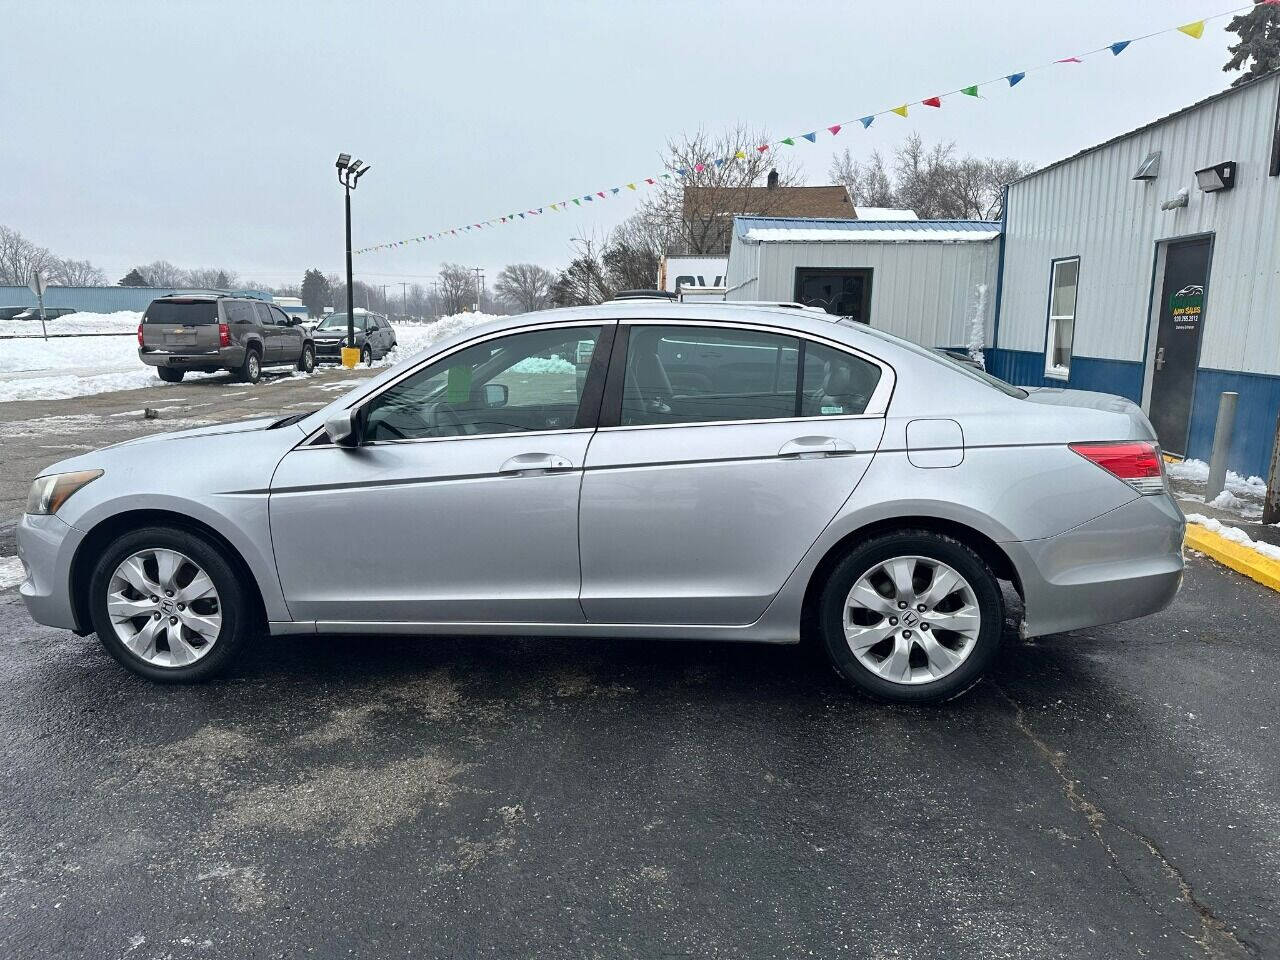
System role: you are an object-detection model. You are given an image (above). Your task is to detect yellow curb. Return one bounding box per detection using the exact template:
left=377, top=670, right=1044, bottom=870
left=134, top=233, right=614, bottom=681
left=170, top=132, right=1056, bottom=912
left=1184, top=523, right=1280, bottom=592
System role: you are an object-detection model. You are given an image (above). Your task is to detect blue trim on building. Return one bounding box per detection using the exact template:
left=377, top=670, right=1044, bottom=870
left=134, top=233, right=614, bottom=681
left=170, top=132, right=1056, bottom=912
left=988, top=349, right=1280, bottom=477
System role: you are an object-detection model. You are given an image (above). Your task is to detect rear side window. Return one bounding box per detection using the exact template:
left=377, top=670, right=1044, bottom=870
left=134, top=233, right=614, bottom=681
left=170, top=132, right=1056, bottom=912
left=225, top=301, right=257, bottom=325
left=621, top=325, right=881, bottom=426
left=143, top=300, right=218, bottom=325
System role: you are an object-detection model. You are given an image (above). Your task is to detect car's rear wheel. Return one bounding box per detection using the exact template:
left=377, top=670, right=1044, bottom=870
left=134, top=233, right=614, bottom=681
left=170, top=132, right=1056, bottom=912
left=239, top=347, right=261, bottom=383
left=819, top=531, right=1003, bottom=703
left=297, top=343, right=316, bottom=373
left=87, top=526, right=253, bottom=683
left=157, top=367, right=184, bottom=383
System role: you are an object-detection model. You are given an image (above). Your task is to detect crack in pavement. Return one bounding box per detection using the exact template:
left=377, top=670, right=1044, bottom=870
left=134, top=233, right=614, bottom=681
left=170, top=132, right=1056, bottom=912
left=991, top=682, right=1256, bottom=960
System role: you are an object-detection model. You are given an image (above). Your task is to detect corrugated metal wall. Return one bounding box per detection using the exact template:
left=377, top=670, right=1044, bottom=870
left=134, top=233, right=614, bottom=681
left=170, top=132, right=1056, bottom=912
left=727, top=239, right=998, bottom=348
left=0, top=286, right=269, bottom=313
left=997, top=73, right=1280, bottom=375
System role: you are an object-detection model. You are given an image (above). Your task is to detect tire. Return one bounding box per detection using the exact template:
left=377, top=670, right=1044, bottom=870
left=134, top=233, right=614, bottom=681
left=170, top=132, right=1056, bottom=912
left=87, top=525, right=256, bottom=683
left=818, top=530, right=1003, bottom=704
left=361, top=345, right=372, bottom=366
left=156, top=367, right=184, bottom=383
left=239, top=347, right=262, bottom=383
left=297, top=343, right=316, bottom=373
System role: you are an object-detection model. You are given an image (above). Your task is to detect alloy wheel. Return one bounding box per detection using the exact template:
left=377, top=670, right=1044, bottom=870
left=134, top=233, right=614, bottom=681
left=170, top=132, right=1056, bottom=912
left=106, top=548, right=222, bottom=667
left=843, top=555, right=981, bottom=685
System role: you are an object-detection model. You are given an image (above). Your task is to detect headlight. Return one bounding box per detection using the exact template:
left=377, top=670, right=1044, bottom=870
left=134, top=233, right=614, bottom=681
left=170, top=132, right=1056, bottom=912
left=25, top=470, right=103, bottom=516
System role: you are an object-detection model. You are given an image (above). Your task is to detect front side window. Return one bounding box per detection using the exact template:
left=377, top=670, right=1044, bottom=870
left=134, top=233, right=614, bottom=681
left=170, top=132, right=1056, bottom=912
left=1045, top=258, right=1079, bottom=379
left=621, top=325, right=881, bottom=426
left=361, top=326, right=601, bottom=442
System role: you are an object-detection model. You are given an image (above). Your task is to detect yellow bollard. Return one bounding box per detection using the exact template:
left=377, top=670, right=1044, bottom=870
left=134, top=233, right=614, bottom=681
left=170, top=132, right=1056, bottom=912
left=340, top=346, right=361, bottom=369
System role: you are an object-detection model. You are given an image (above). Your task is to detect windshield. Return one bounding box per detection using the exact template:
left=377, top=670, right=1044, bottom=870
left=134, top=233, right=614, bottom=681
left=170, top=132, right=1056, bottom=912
left=317, top=313, right=363, bottom=330
left=849, top=322, right=1028, bottom=399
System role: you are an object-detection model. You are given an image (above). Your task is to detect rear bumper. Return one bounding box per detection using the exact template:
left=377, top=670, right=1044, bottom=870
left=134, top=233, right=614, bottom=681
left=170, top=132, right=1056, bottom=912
left=1008, top=493, right=1185, bottom=638
left=139, top=345, right=245, bottom=369
left=16, top=513, right=84, bottom=632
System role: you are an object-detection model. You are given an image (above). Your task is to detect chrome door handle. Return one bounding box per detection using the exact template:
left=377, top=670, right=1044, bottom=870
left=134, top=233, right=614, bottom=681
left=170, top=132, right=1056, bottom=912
left=499, top=452, right=574, bottom=475
left=778, top=436, right=857, bottom=458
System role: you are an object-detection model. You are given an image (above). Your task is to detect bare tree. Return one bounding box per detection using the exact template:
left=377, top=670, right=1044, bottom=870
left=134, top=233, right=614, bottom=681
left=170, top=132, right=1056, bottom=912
left=438, top=262, right=475, bottom=316
left=829, top=134, right=1033, bottom=220
left=48, top=258, right=107, bottom=285
left=0, top=226, right=57, bottom=286
left=138, top=260, right=184, bottom=287
left=494, top=263, right=556, bottom=313
left=182, top=267, right=240, bottom=289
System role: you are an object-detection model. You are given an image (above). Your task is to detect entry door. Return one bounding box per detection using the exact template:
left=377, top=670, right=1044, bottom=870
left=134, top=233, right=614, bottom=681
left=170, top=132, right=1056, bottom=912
left=1149, top=239, right=1211, bottom=456
left=795, top=268, right=873, bottom=322
left=270, top=323, right=608, bottom=624
left=578, top=323, right=888, bottom=626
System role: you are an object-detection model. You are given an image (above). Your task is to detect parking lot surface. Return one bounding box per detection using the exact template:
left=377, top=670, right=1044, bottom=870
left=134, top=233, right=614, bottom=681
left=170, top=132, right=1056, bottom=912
left=1, top=379, right=1277, bottom=959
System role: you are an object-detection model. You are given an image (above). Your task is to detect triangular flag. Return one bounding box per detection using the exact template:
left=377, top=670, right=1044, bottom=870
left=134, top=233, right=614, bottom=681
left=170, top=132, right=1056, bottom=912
left=961, top=85, right=979, bottom=97
left=611, top=187, right=620, bottom=194
left=756, top=144, right=769, bottom=153
left=922, top=96, right=941, bottom=108
left=1178, top=20, right=1205, bottom=39
left=596, top=191, right=606, bottom=197
left=781, top=137, right=796, bottom=145
left=891, top=105, right=908, bottom=117
left=1056, top=57, right=1082, bottom=64
left=714, top=158, right=724, bottom=166
left=676, top=168, right=688, bottom=176
left=1007, top=72, right=1025, bottom=86
left=694, top=163, right=705, bottom=172
left=627, top=183, right=636, bottom=190
left=645, top=178, right=656, bottom=184
left=517, top=213, right=525, bottom=219
left=572, top=198, right=580, bottom=206
left=828, top=124, right=842, bottom=135
left=801, top=132, right=817, bottom=142
left=550, top=203, right=558, bottom=210
left=859, top=116, right=874, bottom=128
left=734, top=149, right=746, bottom=159
left=584, top=195, right=593, bottom=201
left=1109, top=40, right=1131, bottom=55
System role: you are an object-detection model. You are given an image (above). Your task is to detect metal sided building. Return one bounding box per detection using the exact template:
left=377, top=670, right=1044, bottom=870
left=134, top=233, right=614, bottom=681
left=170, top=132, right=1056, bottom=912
left=724, top=217, right=1001, bottom=350
left=990, top=71, right=1280, bottom=477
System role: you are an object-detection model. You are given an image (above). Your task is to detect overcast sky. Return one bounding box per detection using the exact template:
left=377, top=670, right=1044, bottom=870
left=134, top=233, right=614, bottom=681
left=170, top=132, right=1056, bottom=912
left=2, top=0, right=1254, bottom=290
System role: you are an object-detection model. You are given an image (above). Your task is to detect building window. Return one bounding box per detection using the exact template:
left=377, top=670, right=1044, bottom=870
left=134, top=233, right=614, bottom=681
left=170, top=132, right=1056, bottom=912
left=1045, top=258, right=1079, bottom=379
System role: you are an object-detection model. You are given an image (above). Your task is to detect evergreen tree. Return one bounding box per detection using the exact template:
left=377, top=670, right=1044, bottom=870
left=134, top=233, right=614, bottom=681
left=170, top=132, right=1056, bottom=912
left=215, top=270, right=230, bottom=288
left=118, top=267, right=150, bottom=287
left=1225, top=1, right=1280, bottom=86
left=300, top=268, right=332, bottom=317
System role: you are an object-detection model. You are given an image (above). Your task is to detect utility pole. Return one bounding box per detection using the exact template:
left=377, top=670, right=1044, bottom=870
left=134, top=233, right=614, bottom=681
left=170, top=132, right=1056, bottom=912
left=401, top=281, right=409, bottom=320
left=472, top=267, right=484, bottom=312
left=379, top=284, right=389, bottom=315
left=335, top=153, right=372, bottom=368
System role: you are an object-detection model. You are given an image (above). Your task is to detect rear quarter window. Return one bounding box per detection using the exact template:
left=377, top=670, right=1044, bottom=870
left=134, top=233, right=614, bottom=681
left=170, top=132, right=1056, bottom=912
left=143, top=301, right=218, bottom=325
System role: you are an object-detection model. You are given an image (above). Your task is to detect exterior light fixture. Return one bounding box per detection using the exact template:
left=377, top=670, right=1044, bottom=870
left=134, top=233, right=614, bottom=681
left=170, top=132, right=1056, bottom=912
left=1195, top=162, right=1235, bottom=193
left=336, top=153, right=351, bottom=170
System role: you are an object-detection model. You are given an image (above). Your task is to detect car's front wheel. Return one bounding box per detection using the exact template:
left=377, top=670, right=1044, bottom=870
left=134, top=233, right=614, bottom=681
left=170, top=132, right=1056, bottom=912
left=87, top=526, right=254, bottom=682
left=297, top=343, right=316, bottom=373
left=819, top=531, right=1003, bottom=703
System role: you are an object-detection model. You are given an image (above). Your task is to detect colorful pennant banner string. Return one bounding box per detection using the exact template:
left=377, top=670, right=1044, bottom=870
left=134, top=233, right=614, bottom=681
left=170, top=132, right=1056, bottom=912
left=355, top=5, right=1250, bottom=254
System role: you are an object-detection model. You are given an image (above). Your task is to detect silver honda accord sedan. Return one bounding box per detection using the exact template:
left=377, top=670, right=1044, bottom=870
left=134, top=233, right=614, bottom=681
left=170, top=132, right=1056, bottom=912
left=16, top=302, right=1184, bottom=702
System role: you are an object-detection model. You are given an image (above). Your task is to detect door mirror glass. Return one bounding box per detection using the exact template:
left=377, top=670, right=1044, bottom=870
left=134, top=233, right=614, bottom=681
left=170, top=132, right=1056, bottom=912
left=483, top=383, right=509, bottom=408
left=324, top=409, right=360, bottom=447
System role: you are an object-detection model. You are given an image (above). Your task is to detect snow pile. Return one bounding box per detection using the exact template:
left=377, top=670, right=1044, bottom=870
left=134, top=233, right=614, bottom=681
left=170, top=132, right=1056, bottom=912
left=1185, top=513, right=1280, bottom=562
left=384, top=312, right=502, bottom=365
left=1, top=310, right=140, bottom=337
left=511, top=356, right=575, bottom=374
left=0, top=556, right=25, bottom=590
left=966, top=282, right=987, bottom=369
left=1166, top=457, right=1268, bottom=519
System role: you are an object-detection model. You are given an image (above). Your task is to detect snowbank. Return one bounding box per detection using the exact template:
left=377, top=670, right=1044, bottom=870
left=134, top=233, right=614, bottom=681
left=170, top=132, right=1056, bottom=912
left=0, top=310, right=140, bottom=337
left=1166, top=457, right=1268, bottom=501
left=1185, top=513, right=1280, bottom=562
left=380, top=312, right=502, bottom=366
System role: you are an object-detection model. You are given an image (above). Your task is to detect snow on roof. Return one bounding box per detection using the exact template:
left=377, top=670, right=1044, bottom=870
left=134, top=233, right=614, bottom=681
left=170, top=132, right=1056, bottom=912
left=853, top=207, right=918, bottom=221
left=734, top=216, right=1000, bottom=244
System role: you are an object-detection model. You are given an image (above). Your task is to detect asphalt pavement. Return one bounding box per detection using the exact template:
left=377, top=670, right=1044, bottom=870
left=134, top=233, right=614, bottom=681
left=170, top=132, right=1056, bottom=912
left=1, top=372, right=1278, bottom=959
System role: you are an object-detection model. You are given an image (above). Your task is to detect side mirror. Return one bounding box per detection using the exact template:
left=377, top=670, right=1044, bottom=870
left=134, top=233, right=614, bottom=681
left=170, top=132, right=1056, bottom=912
left=483, top=383, right=509, bottom=408
left=324, top=408, right=360, bottom=447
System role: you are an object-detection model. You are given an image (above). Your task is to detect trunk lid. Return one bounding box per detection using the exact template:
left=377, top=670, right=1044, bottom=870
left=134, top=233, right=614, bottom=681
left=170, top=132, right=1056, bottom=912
left=1020, top=386, right=1157, bottom=441
left=141, top=298, right=222, bottom=353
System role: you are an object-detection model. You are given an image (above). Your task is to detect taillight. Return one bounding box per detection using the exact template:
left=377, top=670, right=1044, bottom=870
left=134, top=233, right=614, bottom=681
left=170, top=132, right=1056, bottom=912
left=1070, top=440, right=1164, bottom=495
left=218, top=323, right=231, bottom=347
left=136, top=322, right=144, bottom=347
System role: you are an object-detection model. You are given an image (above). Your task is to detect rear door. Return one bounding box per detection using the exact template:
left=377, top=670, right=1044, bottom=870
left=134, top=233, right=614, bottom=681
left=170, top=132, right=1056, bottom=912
left=578, top=321, right=891, bottom=625
left=141, top=299, right=222, bottom=354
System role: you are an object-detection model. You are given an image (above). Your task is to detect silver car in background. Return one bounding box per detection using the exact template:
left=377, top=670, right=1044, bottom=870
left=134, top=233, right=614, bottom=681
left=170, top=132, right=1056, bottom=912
left=16, top=302, right=1183, bottom=703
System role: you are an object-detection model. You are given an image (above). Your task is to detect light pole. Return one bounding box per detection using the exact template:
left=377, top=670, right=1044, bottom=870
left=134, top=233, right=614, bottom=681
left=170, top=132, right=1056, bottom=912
left=336, top=153, right=372, bottom=368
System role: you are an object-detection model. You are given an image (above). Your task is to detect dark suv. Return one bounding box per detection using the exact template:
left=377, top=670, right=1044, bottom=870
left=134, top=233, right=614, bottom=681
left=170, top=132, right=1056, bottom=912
left=310, top=310, right=397, bottom=365
left=138, top=295, right=316, bottom=383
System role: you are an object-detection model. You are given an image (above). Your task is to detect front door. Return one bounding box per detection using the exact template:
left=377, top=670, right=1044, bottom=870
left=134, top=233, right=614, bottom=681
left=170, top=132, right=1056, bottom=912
left=578, top=323, right=888, bottom=625
left=1149, top=238, right=1211, bottom=456
left=270, top=323, right=608, bottom=623
left=794, top=268, right=873, bottom=322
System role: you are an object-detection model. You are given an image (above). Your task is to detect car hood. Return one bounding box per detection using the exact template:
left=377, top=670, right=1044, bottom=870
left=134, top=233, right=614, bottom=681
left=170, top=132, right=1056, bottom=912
left=1020, top=387, right=1157, bottom=440
left=104, top=415, right=287, bottom=449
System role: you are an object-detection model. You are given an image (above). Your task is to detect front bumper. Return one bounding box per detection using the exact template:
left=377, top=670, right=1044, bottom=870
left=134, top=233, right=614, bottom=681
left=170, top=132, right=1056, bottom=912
left=139, top=345, right=245, bottom=369
left=313, top=339, right=350, bottom=362
left=16, top=512, right=85, bottom=632
left=1007, top=493, right=1185, bottom=638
